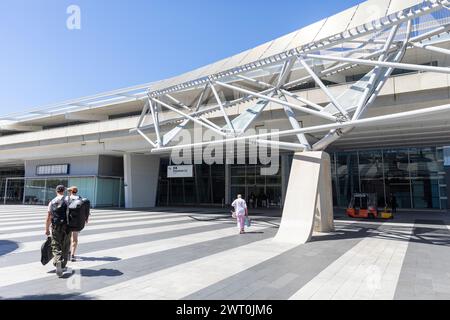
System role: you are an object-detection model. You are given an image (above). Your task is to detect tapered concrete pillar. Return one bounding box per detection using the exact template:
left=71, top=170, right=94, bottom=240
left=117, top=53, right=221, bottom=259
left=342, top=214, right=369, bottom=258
left=123, top=153, right=160, bottom=209
left=274, top=152, right=334, bottom=245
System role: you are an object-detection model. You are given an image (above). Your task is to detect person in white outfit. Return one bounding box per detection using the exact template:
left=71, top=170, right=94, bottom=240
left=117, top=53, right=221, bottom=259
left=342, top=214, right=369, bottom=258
left=231, top=194, right=248, bottom=234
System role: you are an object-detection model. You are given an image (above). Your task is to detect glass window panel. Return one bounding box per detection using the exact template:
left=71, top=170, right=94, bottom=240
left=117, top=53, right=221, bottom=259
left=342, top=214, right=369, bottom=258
left=359, top=150, right=384, bottom=179
left=231, top=177, right=246, bottom=185
left=169, top=181, right=184, bottom=204
left=231, top=166, right=246, bottom=177
left=336, top=152, right=359, bottom=177
left=184, top=179, right=197, bottom=204
left=266, top=186, right=282, bottom=208
left=360, top=178, right=386, bottom=208
left=24, top=179, right=46, bottom=205
left=412, top=178, right=440, bottom=209
left=337, top=175, right=359, bottom=207
left=440, top=199, right=448, bottom=210
left=246, top=176, right=256, bottom=185
left=45, top=179, right=68, bottom=204
left=409, top=147, right=439, bottom=178
left=266, top=176, right=281, bottom=185
left=383, top=149, right=410, bottom=179
left=256, top=176, right=266, bottom=185
left=68, top=177, right=96, bottom=205
left=96, top=178, right=121, bottom=207
left=385, top=178, right=411, bottom=209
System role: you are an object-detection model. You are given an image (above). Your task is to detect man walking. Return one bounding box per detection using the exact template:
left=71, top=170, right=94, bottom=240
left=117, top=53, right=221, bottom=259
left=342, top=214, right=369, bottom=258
left=231, top=194, right=248, bottom=234
left=45, top=185, right=71, bottom=278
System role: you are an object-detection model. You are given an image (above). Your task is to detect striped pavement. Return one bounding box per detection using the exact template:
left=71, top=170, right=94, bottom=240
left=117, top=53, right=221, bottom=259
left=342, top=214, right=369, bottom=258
left=0, top=205, right=450, bottom=300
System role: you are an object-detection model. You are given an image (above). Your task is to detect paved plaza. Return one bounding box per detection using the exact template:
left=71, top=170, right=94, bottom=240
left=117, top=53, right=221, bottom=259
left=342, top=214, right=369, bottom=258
left=0, top=205, right=450, bottom=300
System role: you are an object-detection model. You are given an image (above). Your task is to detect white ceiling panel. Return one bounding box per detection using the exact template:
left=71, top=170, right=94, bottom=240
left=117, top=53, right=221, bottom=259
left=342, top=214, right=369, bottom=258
left=347, top=0, right=391, bottom=30
left=315, top=6, right=358, bottom=40
left=285, top=19, right=328, bottom=51
left=387, top=0, right=425, bottom=15
left=259, top=30, right=300, bottom=59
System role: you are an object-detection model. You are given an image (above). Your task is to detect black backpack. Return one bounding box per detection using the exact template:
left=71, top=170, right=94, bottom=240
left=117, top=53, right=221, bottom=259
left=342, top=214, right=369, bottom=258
left=67, top=197, right=91, bottom=232
left=50, top=198, right=68, bottom=226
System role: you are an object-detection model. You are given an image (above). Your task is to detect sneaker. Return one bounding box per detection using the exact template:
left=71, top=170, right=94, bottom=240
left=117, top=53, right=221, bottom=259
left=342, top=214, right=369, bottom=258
left=71, top=255, right=76, bottom=262
left=56, top=262, right=63, bottom=278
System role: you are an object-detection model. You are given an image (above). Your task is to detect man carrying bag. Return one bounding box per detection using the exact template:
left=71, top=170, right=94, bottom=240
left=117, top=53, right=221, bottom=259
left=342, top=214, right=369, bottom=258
left=44, top=185, right=71, bottom=278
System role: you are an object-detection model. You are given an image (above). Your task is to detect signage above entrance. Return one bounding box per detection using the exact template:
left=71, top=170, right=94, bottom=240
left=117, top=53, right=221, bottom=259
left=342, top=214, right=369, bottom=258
left=168, top=165, right=193, bottom=178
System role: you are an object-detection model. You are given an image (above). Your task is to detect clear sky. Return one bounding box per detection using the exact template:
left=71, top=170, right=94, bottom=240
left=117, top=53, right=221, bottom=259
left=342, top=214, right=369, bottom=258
left=0, top=0, right=363, bottom=115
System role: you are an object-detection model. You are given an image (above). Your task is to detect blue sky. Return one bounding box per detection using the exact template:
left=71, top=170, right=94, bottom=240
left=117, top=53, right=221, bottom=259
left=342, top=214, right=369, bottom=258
left=0, top=0, right=363, bottom=114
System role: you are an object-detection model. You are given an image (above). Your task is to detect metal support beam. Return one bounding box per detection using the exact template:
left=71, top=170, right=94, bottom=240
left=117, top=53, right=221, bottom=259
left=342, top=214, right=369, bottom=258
left=304, top=53, right=450, bottom=75
left=150, top=103, right=450, bottom=154
left=166, top=94, right=192, bottom=111
left=236, top=75, right=274, bottom=89
left=151, top=98, right=226, bottom=136
left=137, top=100, right=150, bottom=128
left=210, top=83, right=235, bottom=134
left=279, top=89, right=324, bottom=111
left=149, top=98, right=162, bottom=147
left=410, top=41, right=450, bottom=56
left=353, top=24, right=400, bottom=121
left=136, top=128, right=157, bottom=148
left=214, top=81, right=337, bottom=122
left=298, top=57, right=350, bottom=119
left=279, top=92, right=311, bottom=150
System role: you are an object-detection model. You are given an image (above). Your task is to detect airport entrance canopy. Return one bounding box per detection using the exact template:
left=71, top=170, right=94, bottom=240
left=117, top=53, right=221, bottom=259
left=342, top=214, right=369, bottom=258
left=134, top=0, right=450, bottom=154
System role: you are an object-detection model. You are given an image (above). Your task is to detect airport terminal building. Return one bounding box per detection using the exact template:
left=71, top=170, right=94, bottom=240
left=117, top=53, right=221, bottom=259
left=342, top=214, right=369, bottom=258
left=1, top=0, right=450, bottom=211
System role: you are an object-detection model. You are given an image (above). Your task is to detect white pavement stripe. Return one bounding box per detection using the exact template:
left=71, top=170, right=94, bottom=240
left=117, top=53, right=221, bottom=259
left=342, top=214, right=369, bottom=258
left=0, top=224, right=266, bottom=289
left=4, top=218, right=230, bottom=255
left=82, top=239, right=296, bottom=300
left=289, top=226, right=413, bottom=300
left=0, top=215, right=192, bottom=239
left=0, top=212, right=187, bottom=231
left=0, top=210, right=171, bottom=222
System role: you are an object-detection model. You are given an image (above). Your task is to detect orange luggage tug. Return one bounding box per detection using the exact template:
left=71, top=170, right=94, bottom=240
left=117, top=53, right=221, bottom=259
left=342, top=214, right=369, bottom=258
left=347, top=193, right=394, bottom=219
left=346, top=193, right=379, bottom=219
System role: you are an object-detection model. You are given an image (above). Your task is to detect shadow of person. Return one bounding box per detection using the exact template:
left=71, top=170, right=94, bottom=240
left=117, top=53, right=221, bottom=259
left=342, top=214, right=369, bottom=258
left=0, top=240, right=19, bottom=256
left=61, top=268, right=123, bottom=279
left=6, top=293, right=93, bottom=300
left=78, top=256, right=121, bottom=262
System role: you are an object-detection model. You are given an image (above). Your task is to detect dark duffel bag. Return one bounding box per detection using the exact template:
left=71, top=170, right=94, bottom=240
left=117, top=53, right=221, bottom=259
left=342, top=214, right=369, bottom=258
left=41, top=237, right=53, bottom=266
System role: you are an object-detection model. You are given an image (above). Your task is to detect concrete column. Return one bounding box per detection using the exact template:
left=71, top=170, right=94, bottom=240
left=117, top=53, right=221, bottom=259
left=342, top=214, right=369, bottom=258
left=281, top=153, right=291, bottom=207
left=274, top=152, right=335, bottom=245
left=225, top=164, right=231, bottom=205
left=123, top=153, right=160, bottom=209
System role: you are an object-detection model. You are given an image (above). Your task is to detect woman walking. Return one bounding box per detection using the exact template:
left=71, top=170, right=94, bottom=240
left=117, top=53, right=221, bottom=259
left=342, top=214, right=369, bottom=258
left=231, top=194, right=248, bottom=234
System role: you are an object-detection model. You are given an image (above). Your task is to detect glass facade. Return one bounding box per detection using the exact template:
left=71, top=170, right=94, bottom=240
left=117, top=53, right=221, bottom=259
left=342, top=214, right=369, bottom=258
left=157, top=159, right=225, bottom=206
left=331, top=147, right=447, bottom=210
left=10, top=176, right=123, bottom=207
left=0, top=167, right=25, bottom=204
left=230, top=162, right=282, bottom=208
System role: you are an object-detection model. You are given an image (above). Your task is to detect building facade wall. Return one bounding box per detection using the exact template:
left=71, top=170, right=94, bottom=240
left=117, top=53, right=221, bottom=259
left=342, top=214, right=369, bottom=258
left=25, top=155, right=100, bottom=178
left=124, top=154, right=160, bottom=208
left=98, top=155, right=124, bottom=177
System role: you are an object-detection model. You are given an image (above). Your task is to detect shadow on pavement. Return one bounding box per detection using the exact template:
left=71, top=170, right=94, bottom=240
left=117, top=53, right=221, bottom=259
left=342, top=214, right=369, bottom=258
left=60, top=268, right=124, bottom=279
left=79, top=256, right=121, bottom=262
left=313, top=220, right=450, bottom=247
left=0, top=240, right=19, bottom=256
left=4, top=293, right=93, bottom=300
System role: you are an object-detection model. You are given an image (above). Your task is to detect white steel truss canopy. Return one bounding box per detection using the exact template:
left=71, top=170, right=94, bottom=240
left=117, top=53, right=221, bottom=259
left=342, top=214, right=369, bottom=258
left=133, top=0, right=450, bottom=153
